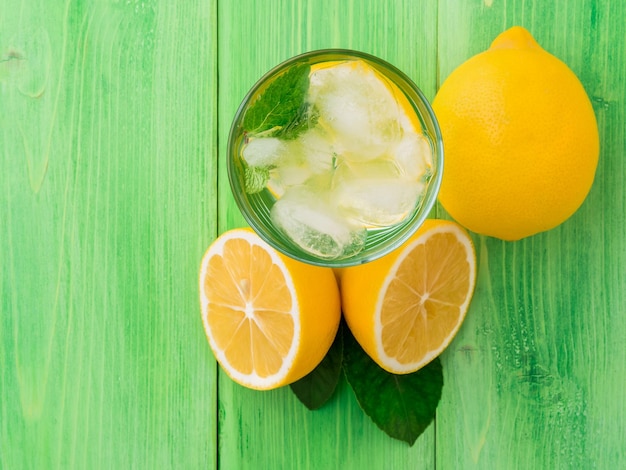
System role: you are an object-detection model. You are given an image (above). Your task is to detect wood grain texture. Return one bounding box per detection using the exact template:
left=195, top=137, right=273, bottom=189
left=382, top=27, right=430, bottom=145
left=216, top=1, right=439, bottom=468
left=436, top=1, right=626, bottom=468
left=1, top=1, right=217, bottom=468
left=2, top=0, right=625, bottom=469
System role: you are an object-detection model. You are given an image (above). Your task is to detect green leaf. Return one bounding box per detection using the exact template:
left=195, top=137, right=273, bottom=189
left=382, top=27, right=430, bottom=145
left=290, top=324, right=343, bottom=410
left=343, top=323, right=443, bottom=446
left=242, top=63, right=311, bottom=137
left=243, top=165, right=269, bottom=194
left=276, top=102, right=319, bottom=140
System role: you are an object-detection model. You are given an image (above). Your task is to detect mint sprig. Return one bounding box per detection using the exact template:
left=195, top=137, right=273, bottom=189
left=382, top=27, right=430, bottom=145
left=290, top=321, right=443, bottom=446
left=342, top=324, right=443, bottom=446
left=276, top=101, right=319, bottom=140
left=242, top=63, right=313, bottom=139
left=290, top=324, right=343, bottom=410
left=243, top=165, right=270, bottom=194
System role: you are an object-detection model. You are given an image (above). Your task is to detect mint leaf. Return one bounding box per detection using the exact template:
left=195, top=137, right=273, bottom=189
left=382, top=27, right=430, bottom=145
left=243, top=63, right=311, bottom=137
left=290, top=325, right=343, bottom=410
left=343, top=323, right=443, bottom=446
left=276, top=102, right=319, bottom=140
left=244, top=165, right=270, bottom=194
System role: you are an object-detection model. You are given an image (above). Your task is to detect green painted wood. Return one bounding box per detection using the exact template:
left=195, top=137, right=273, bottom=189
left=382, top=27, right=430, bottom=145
left=435, top=1, right=626, bottom=469
left=216, top=1, right=439, bottom=468
left=1, top=1, right=218, bottom=468
left=3, top=0, right=626, bottom=469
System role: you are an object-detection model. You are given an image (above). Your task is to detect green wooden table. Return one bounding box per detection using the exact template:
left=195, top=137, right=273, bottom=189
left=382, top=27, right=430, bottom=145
left=2, top=1, right=625, bottom=468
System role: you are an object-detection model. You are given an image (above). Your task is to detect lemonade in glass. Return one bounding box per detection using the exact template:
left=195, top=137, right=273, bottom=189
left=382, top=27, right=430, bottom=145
left=227, top=50, right=443, bottom=267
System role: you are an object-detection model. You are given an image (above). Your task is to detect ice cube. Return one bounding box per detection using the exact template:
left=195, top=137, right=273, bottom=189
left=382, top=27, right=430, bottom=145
left=308, top=61, right=403, bottom=161
left=337, top=180, right=425, bottom=227
left=392, top=131, right=433, bottom=180
left=298, top=127, right=335, bottom=174
left=265, top=129, right=335, bottom=197
left=333, top=159, right=425, bottom=226
left=270, top=187, right=367, bottom=259
left=333, top=158, right=400, bottom=182
left=266, top=165, right=308, bottom=198
left=241, top=137, right=286, bottom=167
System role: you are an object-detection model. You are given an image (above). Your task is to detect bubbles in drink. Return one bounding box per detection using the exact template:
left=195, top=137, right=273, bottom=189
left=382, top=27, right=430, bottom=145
left=239, top=59, right=433, bottom=260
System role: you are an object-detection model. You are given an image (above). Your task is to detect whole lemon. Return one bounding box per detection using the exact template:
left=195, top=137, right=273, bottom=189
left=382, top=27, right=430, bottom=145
left=433, top=26, right=599, bottom=240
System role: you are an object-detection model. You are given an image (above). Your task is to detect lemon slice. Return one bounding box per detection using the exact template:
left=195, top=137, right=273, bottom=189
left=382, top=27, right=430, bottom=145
left=340, top=220, right=477, bottom=374
left=199, top=228, right=341, bottom=390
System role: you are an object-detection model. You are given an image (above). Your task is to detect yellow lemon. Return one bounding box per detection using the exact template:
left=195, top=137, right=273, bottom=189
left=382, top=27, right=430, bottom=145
left=199, top=228, right=341, bottom=390
left=340, top=220, right=476, bottom=374
left=433, top=26, right=599, bottom=240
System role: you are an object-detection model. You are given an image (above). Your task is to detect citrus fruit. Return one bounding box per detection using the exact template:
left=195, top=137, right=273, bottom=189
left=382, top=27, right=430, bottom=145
left=433, top=26, right=599, bottom=240
left=309, top=59, right=425, bottom=134
left=199, top=228, right=341, bottom=390
left=339, top=219, right=476, bottom=374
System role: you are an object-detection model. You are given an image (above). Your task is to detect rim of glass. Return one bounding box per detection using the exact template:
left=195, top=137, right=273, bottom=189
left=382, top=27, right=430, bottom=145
left=227, top=48, right=444, bottom=267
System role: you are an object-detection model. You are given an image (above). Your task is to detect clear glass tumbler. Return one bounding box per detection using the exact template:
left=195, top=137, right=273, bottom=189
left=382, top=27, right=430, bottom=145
left=227, top=49, right=443, bottom=267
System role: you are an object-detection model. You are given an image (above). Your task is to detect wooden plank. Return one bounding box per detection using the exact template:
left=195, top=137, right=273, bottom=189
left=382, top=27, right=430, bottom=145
left=0, top=1, right=217, bottom=468
left=215, top=1, right=439, bottom=467
left=4, top=0, right=623, bottom=468
left=435, top=1, right=626, bottom=468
